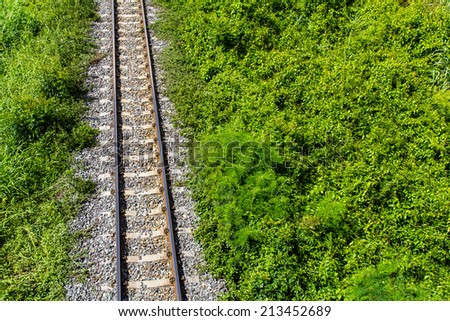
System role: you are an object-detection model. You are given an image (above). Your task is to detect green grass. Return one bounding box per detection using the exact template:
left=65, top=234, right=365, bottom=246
left=154, top=0, right=450, bottom=300
left=0, top=0, right=97, bottom=300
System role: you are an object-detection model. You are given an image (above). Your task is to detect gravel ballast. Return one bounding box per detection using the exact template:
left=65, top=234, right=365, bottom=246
left=66, top=0, right=226, bottom=301
left=144, top=0, right=227, bottom=301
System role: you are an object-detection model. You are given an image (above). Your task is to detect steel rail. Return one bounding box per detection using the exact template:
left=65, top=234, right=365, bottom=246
left=140, top=0, right=182, bottom=301
left=112, top=0, right=123, bottom=301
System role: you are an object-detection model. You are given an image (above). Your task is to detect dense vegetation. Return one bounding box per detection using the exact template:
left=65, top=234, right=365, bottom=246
left=0, top=0, right=97, bottom=300
left=154, top=0, right=450, bottom=300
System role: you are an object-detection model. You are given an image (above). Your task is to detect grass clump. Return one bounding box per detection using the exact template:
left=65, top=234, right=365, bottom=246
left=154, top=0, right=450, bottom=300
left=0, top=0, right=97, bottom=300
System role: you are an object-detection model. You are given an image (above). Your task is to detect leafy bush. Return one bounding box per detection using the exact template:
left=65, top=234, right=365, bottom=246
left=155, top=0, right=450, bottom=300
left=0, top=0, right=96, bottom=300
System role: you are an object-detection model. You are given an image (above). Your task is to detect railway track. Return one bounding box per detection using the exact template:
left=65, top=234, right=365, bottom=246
left=111, top=0, right=181, bottom=301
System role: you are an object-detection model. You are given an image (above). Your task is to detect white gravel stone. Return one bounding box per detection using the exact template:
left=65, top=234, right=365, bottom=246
left=144, top=0, right=227, bottom=300
left=66, top=0, right=227, bottom=301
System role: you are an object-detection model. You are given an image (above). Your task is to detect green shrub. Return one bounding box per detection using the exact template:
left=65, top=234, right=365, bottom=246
left=0, top=0, right=96, bottom=300
left=155, top=0, right=450, bottom=300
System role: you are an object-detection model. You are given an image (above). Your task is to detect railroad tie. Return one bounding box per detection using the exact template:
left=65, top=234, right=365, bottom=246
left=127, top=279, right=171, bottom=289
left=126, top=252, right=165, bottom=263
